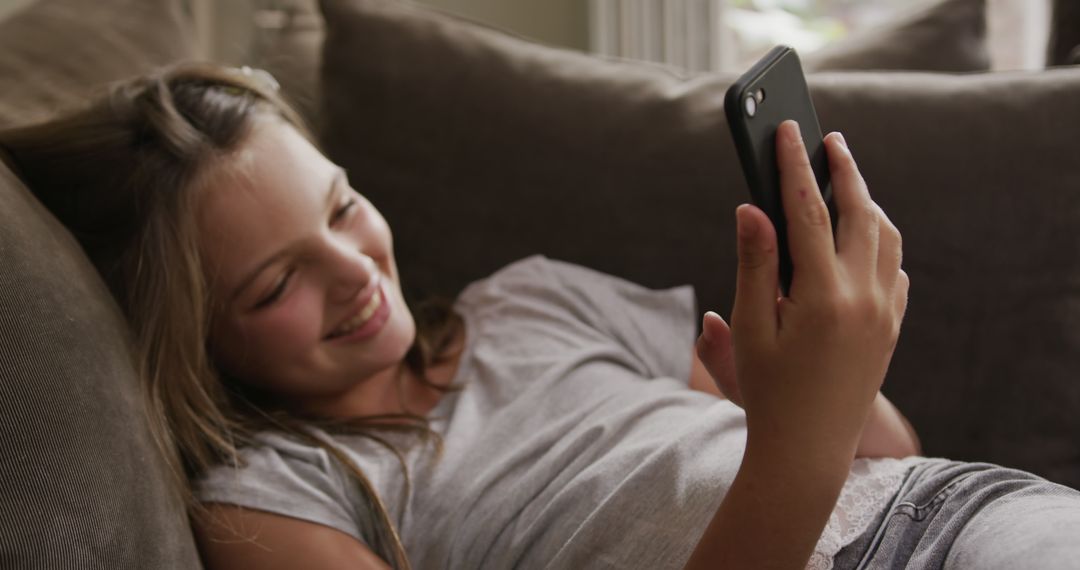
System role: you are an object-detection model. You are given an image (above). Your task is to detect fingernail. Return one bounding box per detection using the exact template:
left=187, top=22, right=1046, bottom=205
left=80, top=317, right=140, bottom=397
left=786, top=120, right=802, bottom=146
left=736, top=204, right=757, bottom=238
left=701, top=313, right=715, bottom=343
left=830, top=132, right=852, bottom=159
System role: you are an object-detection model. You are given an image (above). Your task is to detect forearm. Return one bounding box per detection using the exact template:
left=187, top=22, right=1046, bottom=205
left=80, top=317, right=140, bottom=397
left=684, top=429, right=858, bottom=570
left=855, top=393, right=922, bottom=458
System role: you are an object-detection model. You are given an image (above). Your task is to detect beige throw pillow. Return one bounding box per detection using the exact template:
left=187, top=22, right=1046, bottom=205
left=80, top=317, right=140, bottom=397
left=803, top=0, right=990, bottom=72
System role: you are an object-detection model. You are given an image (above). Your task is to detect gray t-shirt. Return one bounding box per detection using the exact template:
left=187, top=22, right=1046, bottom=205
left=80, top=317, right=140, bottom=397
left=196, top=254, right=749, bottom=568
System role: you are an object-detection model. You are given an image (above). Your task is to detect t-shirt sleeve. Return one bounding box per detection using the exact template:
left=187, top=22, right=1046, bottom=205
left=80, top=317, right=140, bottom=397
left=458, top=255, right=699, bottom=383
left=193, top=431, right=374, bottom=546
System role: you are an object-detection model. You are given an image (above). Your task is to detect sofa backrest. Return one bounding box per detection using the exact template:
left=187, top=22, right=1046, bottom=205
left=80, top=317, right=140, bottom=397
left=315, top=0, right=1080, bottom=490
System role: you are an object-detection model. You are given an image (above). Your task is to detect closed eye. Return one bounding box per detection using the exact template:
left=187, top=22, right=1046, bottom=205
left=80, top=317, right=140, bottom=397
left=331, top=199, right=356, bottom=225
left=253, top=269, right=294, bottom=309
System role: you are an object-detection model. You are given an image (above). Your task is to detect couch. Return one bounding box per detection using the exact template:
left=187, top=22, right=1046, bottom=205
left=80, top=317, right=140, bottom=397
left=1, top=0, right=1078, bottom=567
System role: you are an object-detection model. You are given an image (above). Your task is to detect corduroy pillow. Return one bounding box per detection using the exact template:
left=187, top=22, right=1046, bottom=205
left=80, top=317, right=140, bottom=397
left=0, top=161, right=202, bottom=569
left=319, top=0, right=1080, bottom=489
left=803, top=0, right=990, bottom=72
left=0, top=0, right=202, bottom=567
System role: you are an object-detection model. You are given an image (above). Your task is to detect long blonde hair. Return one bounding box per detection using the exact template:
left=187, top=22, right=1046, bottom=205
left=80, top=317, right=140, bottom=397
left=0, top=62, right=461, bottom=569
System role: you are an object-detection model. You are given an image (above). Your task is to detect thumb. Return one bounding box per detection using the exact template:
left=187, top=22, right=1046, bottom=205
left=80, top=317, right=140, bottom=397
left=732, top=204, right=779, bottom=341
left=697, top=311, right=743, bottom=407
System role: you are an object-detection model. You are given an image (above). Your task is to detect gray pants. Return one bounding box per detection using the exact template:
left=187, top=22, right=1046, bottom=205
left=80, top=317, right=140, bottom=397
left=832, top=459, right=1080, bottom=569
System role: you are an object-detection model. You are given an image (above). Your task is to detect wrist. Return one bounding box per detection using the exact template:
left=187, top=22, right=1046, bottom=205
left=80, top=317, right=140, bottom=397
left=745, top=405, right=867, bottom=463
left=744, top=417, right=861, bottom=477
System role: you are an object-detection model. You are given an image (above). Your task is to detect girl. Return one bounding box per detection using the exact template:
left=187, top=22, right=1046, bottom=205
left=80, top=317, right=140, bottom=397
left=2, top=62, right=1078, bottom=570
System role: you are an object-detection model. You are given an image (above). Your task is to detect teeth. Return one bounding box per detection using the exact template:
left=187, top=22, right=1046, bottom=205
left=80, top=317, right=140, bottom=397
left=331, top=289, right=382, bottom=337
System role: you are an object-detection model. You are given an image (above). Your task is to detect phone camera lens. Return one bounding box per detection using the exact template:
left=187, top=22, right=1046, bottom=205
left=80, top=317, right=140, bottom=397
left=744, top=94, right=757, bottom=117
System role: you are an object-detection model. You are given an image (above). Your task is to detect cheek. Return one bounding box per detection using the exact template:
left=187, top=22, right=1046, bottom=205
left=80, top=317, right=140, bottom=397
left=256, top=288, right=325, bottom=347
left=225, top=287, right=325, bottom=372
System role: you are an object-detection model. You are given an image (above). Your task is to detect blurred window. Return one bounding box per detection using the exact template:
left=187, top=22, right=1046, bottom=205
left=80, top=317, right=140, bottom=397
left=724, top=0, right=909, bottom=69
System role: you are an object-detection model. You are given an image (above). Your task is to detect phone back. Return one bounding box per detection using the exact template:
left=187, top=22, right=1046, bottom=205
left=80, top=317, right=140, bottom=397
left=724, top=46, right=833, bottom=294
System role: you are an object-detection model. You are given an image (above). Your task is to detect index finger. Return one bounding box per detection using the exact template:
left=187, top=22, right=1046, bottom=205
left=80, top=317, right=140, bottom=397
left=776, top=120, right=837, bottom=293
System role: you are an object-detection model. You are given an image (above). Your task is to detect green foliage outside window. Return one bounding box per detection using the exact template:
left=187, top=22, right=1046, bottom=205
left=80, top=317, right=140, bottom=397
left=725, top=0, right=907, bottom=68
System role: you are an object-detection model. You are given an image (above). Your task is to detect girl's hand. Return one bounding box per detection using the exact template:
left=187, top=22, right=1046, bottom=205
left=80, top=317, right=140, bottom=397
left=699, top=120, right=909, bottom=451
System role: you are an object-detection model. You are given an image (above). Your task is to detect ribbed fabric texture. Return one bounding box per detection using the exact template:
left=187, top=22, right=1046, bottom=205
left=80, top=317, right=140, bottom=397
left=0, top=0, right=202, bottom=561
left=0, top=161, right=202, bottom=568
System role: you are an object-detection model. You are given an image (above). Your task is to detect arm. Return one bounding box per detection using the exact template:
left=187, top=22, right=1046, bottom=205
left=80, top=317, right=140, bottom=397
left=855, top=392, right=922, bottom=457
left=685, top=424, right=858, bottom=569
left=193, top=503, right=391, bottom=570
left=685, top=124, right=909, bottom=568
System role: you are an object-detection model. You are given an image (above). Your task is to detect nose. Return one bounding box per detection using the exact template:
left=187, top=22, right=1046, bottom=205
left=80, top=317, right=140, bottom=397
left=324, top=240, right=377, bottom=305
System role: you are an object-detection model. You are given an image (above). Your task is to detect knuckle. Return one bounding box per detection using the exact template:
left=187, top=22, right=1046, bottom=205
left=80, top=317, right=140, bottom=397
left=890, top=224, right=903, bottom=253
left=737, top=245, right=769, bottom=271
left=860, top=204, right=880, bottom=231
left=878, top=209, right=900, bottom=239
left=793, top=150, right=812, bottom=170
left=882, top=231, right=904, bottom=273
left=870, top=306, right=899, bottom=346
left=856, top=296, right=889, bottom=327
left=802, top=196, right=832, bottom=228
left=814, top=274, right=912, bottom=349
left=889, top=300, right=905, bottom=341
left=887, top=322, right=902, bottom=351
left=783, top=144, right=813, bottom=170
left=892, top=246, right=904, bottom=271
left=809, top=295, right=846, bottom=329
left=876, top=206, right=901, bottom=241
left=833, top=290, right=895, bottom=335
left=834, top=151, right=860, bottom=177
left=737, top=231, right=776, bottom=271
left=895, top=271, right=911, bottom=306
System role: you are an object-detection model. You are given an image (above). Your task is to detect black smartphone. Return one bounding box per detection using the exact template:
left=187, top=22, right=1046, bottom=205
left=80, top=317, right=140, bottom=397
left=724, top=45, right=836, bottom=296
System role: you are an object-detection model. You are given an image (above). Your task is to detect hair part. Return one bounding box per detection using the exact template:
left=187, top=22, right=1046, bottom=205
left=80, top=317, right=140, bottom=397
left=0, top=62, right=461, bottom=570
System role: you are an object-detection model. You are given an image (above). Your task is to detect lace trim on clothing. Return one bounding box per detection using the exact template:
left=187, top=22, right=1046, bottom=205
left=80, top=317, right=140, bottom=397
left=807, top=456, right=929, bottom=570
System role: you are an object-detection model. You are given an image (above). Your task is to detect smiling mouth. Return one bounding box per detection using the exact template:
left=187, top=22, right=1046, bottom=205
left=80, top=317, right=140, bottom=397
left=327, top=290, right=384, bottom=339
left=324, top=274, right=384, bottom=339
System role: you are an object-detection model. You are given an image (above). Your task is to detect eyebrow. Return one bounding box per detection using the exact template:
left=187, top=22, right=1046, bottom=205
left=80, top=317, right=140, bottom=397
left=229, top=167, right=348, bottom=304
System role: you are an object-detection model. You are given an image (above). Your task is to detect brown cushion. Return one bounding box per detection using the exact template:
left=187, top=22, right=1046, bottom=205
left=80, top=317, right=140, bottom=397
left=320, top=0, right=1080, bottom=489
left=803, top=0, right=989, bottom=72
left=0, top=0, right=202, bottom=567
left=0, top=0, right=194, bottom=127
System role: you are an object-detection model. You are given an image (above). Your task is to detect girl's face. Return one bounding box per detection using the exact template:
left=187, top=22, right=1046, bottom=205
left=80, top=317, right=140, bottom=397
left=197, top=117, right=415, bottom=413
